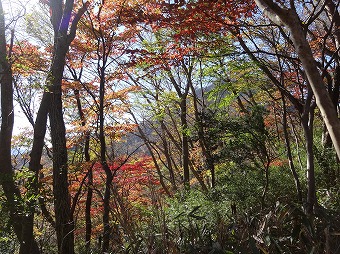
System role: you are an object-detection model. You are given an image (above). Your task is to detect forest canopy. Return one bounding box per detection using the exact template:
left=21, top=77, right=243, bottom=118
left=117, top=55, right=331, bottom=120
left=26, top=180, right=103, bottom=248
left=0, top=0, right=340, bottom=253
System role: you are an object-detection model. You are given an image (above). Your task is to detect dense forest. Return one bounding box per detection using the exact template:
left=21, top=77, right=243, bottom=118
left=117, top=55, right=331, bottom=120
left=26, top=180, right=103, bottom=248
left=0, top=0, right=340, bottom=253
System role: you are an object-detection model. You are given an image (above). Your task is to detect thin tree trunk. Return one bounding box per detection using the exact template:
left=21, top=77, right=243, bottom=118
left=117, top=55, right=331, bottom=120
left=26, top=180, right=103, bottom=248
left=0, top=2, right=40, bottom=252
left=321, top=67, right=340, bottom=187
left=102, top=165, right=113, bottom=253
left=261, top=161, right=270, bottom=209
left=98, top=68, right=113, bottom=253
left=167, top=65, right=191, bottom=188
left=189, top=160, right=208, bottom=192
left=85, top=168, right=93, bottom=252
left=130, top=111, right=172, bottom=196
left=191, top=84, right=215, bottom=188
left=301, top=93, right=317, bottom=214
left=74, top=88, right=93, bottom=251
left=180, top=96, right=190, bottom=188
left=160, top=121, right=177, bottom=190
left=281, top=94, right=303, bottom=202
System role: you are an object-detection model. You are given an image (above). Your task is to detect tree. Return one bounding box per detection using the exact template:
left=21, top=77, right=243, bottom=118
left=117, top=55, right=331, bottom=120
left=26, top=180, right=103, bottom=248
left=27, top=0, right=88, bottom=253
left=63, top=1, right=144, bottom=250
left=2, top=0, right=340, bottom=252
left=254, top=0, right=340, bottom=163
left=0, top=1, right=41, bottom=252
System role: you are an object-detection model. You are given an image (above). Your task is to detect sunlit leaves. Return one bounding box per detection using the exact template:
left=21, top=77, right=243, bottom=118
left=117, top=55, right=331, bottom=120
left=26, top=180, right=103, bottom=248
left=65, top=156, right=162, bottom=240
left=11, top=40, right=48, bottom=76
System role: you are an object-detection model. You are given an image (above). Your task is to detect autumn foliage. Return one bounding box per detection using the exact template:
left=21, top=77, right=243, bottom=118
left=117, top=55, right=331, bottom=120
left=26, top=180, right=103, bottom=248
left=1, top=0, right=340, bottom=253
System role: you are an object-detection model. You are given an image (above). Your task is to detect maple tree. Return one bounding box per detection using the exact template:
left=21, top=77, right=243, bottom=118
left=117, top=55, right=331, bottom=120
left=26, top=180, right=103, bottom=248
left=62, top=1, right=145, bottom=250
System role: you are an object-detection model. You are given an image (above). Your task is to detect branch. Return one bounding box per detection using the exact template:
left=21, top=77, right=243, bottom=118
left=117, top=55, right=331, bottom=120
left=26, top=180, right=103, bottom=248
left=236, top=33, right=303, bottom=113
left=70, top=162, right=95, bottom=216
left=39, top=196, right=56, bottom=229
left=67, top=1, right=89, bottom=45
left=254, top=0, right=286, bottom=26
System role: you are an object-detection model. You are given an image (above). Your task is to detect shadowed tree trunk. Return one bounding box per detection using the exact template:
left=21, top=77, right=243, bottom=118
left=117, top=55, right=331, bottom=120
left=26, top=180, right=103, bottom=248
left=190, top=80, right=215, bottom=188
left=100, top=86, right=113, bottom=253
left=48, top=38, right=75, bottom=254
left=26, top=1, right=88, bottom=253
left=74, top=88, right=93, bottom=252
left=180, top=95, right=190, bottom=187
left=300, top=90, right=317, bottom=214
left=281, top=93, right=303, bottom=202
left=167, top=63, right=191, bottom=188
left=85, top=168, right=93, bottom=252
left=0, top=1, right=40, bottom=253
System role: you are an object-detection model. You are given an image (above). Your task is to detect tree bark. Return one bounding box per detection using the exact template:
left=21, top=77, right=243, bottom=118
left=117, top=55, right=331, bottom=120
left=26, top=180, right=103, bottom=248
left=85, top=168, right=93, bottom=252
left=98, top=62, right=113, bottom=253
left=160, top=121, right=177, bottom=190
left=45, top=2, right=87, bottom=253
left=190, top=82, right=215, bottom=188
left=48, top=41, right=74, bottom=254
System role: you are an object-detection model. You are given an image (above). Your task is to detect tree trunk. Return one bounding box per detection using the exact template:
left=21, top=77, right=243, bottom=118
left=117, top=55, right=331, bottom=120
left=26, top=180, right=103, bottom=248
left=98, top=67, right=113, bottom=253
left=281, top=94, right=303, bottom=202
left=167, top=65, right=191, bottom=188
left=130, top=111, right=172, bottom=196
left=0, top=2, right=40, bottom=252
left=85, top=168, right=93, bottom=252
left=191, top=84, right=215, bottom=188
left=301, top=109, right=316, bottom=214
left=160, top=121, right=177, bottom=190
left=180, top=96, right=190, bottom=188
left=261, top=161, right=270, bottom=209
left=300, top=88, right=317, bottom=214
left=102, top=166, right=113, bottom=253
left=48, top=91, right=78, bottom=252
left=75, top=88, right=93, bottom=252
left=48, top=49, right=74, bottom=253
left=73, top=87, right=93, bottom=250
left=46, top=1, right=87, bottom=252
